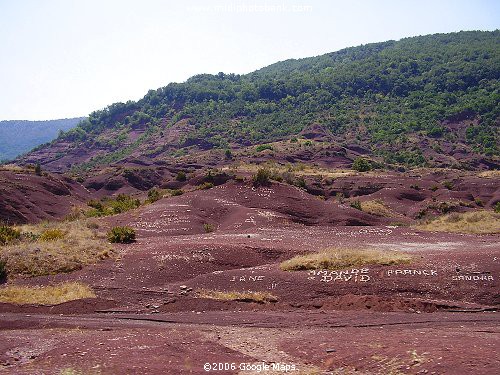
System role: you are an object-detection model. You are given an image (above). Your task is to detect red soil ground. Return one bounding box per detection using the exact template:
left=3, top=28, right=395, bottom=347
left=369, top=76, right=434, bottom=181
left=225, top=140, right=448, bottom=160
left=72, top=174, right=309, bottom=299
left=1, top=180, right=499, bottom=374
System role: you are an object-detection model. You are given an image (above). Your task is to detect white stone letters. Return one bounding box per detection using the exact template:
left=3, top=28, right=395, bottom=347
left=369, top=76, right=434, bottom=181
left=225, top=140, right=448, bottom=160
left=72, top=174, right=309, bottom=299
left=386, top=269, right=437, bottom=277
left=307, top=268, right=370, bottom=283
left=230, top=275, right=265, bottom=282
left=452, top=274, right=494, bottom=281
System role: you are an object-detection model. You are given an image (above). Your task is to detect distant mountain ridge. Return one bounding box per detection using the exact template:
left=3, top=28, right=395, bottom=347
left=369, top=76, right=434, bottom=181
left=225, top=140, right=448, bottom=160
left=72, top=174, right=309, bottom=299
left=0, top=118, right=84, bottom=161
left=16, top=31, right=500, bottom=172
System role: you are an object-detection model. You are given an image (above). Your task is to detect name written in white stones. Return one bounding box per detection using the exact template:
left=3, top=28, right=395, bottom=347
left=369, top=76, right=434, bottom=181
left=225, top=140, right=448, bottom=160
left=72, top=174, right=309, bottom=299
left=230, top=275, right=265, bottom=282
left=452, top=274, right=494, bottom=281
left=307, top=269, right=370, bottom=282
left=386, top=269, right=438, bottom=277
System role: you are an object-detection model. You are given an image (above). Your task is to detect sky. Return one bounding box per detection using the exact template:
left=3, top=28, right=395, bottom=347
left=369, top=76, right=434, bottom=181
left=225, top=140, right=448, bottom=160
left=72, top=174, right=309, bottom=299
left=0, top=0, right=498, bottom=121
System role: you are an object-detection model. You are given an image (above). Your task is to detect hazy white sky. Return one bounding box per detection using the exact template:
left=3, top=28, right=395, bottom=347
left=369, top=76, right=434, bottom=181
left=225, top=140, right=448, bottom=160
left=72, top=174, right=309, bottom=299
left=0, top=0, right=498, bottom=120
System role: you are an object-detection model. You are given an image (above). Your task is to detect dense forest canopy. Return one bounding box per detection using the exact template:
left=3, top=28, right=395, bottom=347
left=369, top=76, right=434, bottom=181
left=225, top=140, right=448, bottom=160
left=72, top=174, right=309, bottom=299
left=56, top=31, right=500, bottom=167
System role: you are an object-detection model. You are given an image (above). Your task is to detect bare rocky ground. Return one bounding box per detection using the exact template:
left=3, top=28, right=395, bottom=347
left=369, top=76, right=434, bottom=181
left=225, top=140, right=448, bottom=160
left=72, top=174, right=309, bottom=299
left=0, top=181, right=499, bottom=374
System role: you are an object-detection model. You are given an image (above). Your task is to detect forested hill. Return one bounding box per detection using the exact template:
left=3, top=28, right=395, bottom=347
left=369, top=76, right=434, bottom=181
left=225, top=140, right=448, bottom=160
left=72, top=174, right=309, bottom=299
left=19, top=31, right=499, bottom=171
left=0, top=118, right=84, bottom=161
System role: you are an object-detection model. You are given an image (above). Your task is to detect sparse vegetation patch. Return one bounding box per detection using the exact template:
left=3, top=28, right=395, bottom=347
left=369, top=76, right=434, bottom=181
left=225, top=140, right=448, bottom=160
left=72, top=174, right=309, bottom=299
left=86, top=194, right=141, bottom=217
left=0, top=226, right=21, bottom=245
left=417, top=210, right=500, bottom=234
left=361, top=200, right=396, bottom=217
left=280, top=248, right=412, bottom=271
left=0, top=282, right=95, bottom=305
left=197, top=289, right=278, bottom=303
left=0, top=220, right=113, bottom=277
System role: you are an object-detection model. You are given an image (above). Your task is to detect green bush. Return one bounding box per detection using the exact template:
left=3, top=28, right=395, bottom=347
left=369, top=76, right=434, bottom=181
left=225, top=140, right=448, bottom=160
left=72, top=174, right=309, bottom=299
left=0, top=259, right=7, bottom=281
left=352, top=157, right=372, bottom=172
left=87, top=199, right=103, bottom=210
left=171, top=189, right=184, bottom=196
left=110, top=194, right=141, bottom=214
left=107, top=226, right=136, bottom=243
left=86, top=194, right=141, bottom=217
left=252, top=167, right=272, bottom=186
left=198, top=182, right=214, bottom=190
left=21, top=231, right=40, bottom=242
left=34, top=163, right=42, bottom=176
left=203, top=223, right=215, bottom=233
left=350, top=200, right=362, bottom=210
left=224, top=149, right=232, bottom=159
left=176, top=171, right=187, bottom=181
left=255, top=144, right=273, bottom=152
left=146, top=189, right=162, bottom=203
left=494, top=202, right=500, bottom=213
left=0, top=226, right=21, bottom=245
left=442, top=181, right=454, bottom=190
left=295, top=176, right=307, bottom=189
left=85, top=208, right=104, bottom=218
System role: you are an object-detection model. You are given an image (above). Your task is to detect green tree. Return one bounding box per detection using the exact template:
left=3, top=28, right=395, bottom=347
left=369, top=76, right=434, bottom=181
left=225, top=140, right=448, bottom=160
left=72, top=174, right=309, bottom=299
left=352, top=158, right=372, bottom=172
left=34, top=163, right=42, bottom=176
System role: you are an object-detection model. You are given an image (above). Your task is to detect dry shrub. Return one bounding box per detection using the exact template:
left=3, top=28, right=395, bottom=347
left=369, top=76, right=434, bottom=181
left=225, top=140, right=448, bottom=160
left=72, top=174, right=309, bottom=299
left=0, top=226, right=21, bottom=245
left=229, top=162, right=358, bottom=180
left=0, top=164, right=26, bottom=172
left=280, top=248, right=412, bottom=271
left=0, top=282, right=95, bottom=305
left=445, top=213, right=462, bottom=223
left=477, top=170, right=500, bottom=178
left=39, top=228, right=65, bottom=241
left=0, top=220, right=113, bottom=276
left=361, top=200, right=396, bottom=217
left=417, top=210, right=500, bottom=234
left=197, top=289, right=278, bottom=303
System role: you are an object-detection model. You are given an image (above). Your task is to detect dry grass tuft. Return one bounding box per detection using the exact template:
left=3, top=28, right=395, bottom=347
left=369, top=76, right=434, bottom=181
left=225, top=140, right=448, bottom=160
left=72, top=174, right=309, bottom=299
left=360, top=200, right=397, bottom=217
left=0, top=220, right=114, bottom=276
left=39, top=228, right=66, bottom=241
left=59, top=369, right=86, bottom=375
left=280, top=248, right=412, bottom=271
left=417, top=210, right=500, bottom=234
left=224, top=162, right=359, bottom=179
left=197, top=289, right=278, bottom=303
left=477, top=170, right=500, bottom=178
left=0, top=282, right=95, bottom=305
left=0, top=164, right=27, bottom=173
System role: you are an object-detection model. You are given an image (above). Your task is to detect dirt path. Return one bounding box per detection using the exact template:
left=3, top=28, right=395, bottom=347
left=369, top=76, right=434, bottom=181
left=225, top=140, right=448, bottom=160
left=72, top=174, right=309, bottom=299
left=0, top=311, right=498, bottom=374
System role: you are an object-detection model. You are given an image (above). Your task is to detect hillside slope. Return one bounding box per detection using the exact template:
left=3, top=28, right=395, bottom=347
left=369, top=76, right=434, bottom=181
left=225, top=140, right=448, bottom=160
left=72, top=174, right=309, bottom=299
left=0, top=118, right=84, bottom=161
left=16, top=31, right=499, bottom=173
